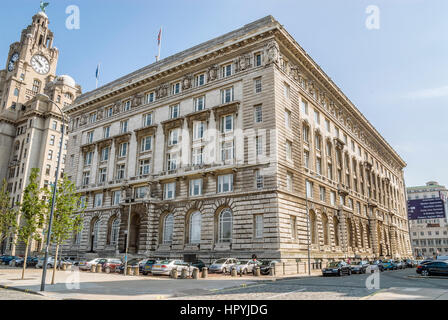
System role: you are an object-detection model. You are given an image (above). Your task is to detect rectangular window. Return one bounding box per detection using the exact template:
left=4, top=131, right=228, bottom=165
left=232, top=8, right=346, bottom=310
left=116, top=164, right=125, bottom=180
left=189, top=179, right=203, bottom=197
left=221, top=114, right=234, bottom=133
left=171, top=82, right=181, bottom=95
left=192, top=147, right=203, bottom=166
left=143, top=113, right=153, bottom=127
left=254, top=105, right=263, bottom=123
left=254, top=78, right=262, bottom=93
left=170, top=104, right=180, bottom=119
left=167, top=153, right=177, bottom=171
left=221, top=87, right=234, bottom=104
left=283, top=83, right=290, bottom=99
left=101, top=147, right=110, bottom=162
left=82, top=172, right=90, bottom=186
left=168, top=129, right=179, bottom=146
left=256, top=136, right=263, bottom=156
left=103, top=126, right=110, bottom=138
left=139, top=159, right=151, bottom=176
left=301, top=100, right=308, bottom=115
left=222, top=64, right=232, bottom=78
left=49, top=135, right=55, bottom=146
left=218, top=174, right=234, bottom=193
left=316, top=157, right=322, bottom=175
left=193, top=121, right=205, bottom=140
left=327, top=163, right=333, bottom=180
left=106, top=107, right=113, bottom=118
left=113, top=191, right=121, bottom=205
left=304, top=150, right=310, bottom=168
left=306, top=180, right=313, bottom=199
left=87, top=131, right=94, bottom=144
left=80, top=196, right=87, bottom=208
left=120, top=120, right=129, bottom=133
left=330, top=191, right=336, bottom=205
left=89, top=113, right=97, bottom=124
left=221, top=141, right=234, bottom=161
left=140, top=136, right=152, bottom=152
left=314, top=110, right=320, bottom=125
left=119, top=142, right=128, bottom=158
left=84, top=151, right=93, bottom=166
left=98, top=168, right=107, bottom=183
left=135, top=187, right=148, bottom=199
left=123, top=100, right=131, bottom=111
left=164, top=182, right=176, bottom=199
left=325, top=119, right=330, bottom=132
left=45, top=164, right=51, bottom=176
left=195, top=73, right=205, bottom=87
left=291, top=216, right=297, bottom=239
left=285, top=109, right=291, bottom=128
left=254, top=52, right=262, bottom=67
left=52, top=121, right=58, bottom=130
left=320, top=186, right=326, bottom=202
left=194, top=96, right=205, bottom=111
left=146, top=92, right=155, bottom=104
left=255, top=170, right=264, bottom=189
left=255, top=215, right=263, bottom=239
left=48, top=150, right=53, bottom=160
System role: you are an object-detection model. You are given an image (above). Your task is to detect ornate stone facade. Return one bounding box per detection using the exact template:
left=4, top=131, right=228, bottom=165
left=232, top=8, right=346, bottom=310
left=64, top=16, right=412, bottom=263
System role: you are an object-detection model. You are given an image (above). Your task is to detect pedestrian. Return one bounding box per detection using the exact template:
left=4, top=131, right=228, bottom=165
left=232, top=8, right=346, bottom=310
left=347, top=258, right=351, bottom=265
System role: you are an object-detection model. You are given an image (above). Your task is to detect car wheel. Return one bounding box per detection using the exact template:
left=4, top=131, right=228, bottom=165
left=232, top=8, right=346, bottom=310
left=421, top=270, right=429, bottom=277
left=223, top=268, right=227, bottom=274
left=242, top=268, right=247, bottom=275
left=338, top=270, right=342, bottom=277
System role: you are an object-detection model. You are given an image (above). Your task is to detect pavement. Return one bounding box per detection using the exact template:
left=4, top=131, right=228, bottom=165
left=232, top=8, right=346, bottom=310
left=0, top=267, right=447, bottom=300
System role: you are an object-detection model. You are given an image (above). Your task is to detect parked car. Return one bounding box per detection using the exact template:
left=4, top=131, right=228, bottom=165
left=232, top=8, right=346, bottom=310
left=371, top=260, right=384, bottom=272
left=350, top=261, right=370, bottom=274
left=417, top=261, right=448, bottom=276
left=417, top=259, right=434, bottom=266
left=141, top=259, right=159, bottom=275
left=151, top=260, right=198, bottom=276
left=395, top=260, right=405, bottom=270
left=405, top=259, right=416, bottom=268
left=99, top=258, right=122, bottom=273
left=78, top=258, right=105, bottom=271
left=1, top=255, right=19, bottom=265
left=209, top=258, right=238, bottom=274
left=234, top=260, right=263, bottom=275
left=322, top=261, right=352, bottom=277
left=365, top=262, right=380, bottom=273
left=15, top=257, right=39, bottom=267
left=36, top=257, right=56, bottom=268
left=382, top=259, right=397, bottom=271
left=260, top=260, right=279, bottom=275
left=115, top=258, right=144, bottom=274
left=190, top=260, right=206, bottom=271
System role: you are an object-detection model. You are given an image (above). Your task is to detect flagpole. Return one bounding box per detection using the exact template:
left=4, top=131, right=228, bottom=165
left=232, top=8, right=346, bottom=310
left=96, top=63, right=100, bottom=89
left=157, top=27, right=162, bottom=62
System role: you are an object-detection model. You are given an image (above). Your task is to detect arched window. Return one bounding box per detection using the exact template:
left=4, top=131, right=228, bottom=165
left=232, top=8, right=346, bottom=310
left=322, top=214, right=329, bottom=245
left=218, top=209, right=232, bottom=243
left=333, top=217, right=340, bottom=246
left=309, top=210, right=317, bottom=245
left=163, top=214, right=174, bottom=244
left=189, top=211, right=201, bottom=244
left=14, top=88, right=19, bottom=97
left=110, top=218, right=120, bottom=246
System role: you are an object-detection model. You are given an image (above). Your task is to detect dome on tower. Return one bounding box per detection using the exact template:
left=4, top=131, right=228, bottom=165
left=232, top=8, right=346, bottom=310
left=34, top=11, right=48, bottom=19
left=55, top=75, right=76, bottom=88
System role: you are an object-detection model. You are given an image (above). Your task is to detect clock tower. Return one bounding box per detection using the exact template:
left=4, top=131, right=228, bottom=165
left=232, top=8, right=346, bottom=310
left=0, top=10, right=81, bottom=255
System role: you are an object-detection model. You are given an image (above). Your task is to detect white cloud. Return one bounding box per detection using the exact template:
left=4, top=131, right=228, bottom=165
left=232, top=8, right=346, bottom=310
left=405, top=85, right=448, bottom=99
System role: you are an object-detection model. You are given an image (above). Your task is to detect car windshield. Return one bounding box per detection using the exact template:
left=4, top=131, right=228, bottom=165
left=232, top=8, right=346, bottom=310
left=214, top=259, right=227, bottom=264
left=158, top=260, right=173, bottom=265
left=328, top=262, right=340, bottom=267
left=238, top=260, right=249, bottom=265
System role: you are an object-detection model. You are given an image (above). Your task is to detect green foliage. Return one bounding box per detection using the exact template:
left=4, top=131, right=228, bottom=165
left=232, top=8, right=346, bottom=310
left=0, top=179, right=19, bottom=244
left=45, top=177, right=84, bottom=246
left=17, top=168, right=46, bottom=245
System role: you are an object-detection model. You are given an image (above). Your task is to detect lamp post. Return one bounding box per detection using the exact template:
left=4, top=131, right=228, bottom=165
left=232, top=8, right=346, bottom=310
left=123, top=186, right=134, bottom=276
left=37, top=94, right=65, bottom=292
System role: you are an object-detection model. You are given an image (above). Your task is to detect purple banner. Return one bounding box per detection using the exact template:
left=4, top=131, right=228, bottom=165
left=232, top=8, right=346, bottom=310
left=407, top=198, right=446, bottom=220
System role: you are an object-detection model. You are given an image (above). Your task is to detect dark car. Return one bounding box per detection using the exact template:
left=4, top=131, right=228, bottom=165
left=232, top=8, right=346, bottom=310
left=15, top=257, right=39, bottom=267
left=190, top=260, right=206, bottom=271
left=350, top=261, right=370, bottom=274
left=116, top=258, right=151, bottom=274
left=1, top=256, right=20, bottom=265
left=417, top=259, right=434, bottom=267
left=417, top=261, right=448, bottom=276
left=322, top=261, right=351, bottom=277
left=260, top=260, right=279, bottom=275
left=405, top=259, right=416, bottom=268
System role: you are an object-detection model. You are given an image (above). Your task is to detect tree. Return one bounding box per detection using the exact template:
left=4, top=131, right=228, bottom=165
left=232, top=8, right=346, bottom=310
left=45, top=177, right=83, bottom=285
left=0, top=179, right=19, bottom=254
left=17, top=168, right=46, bottom=280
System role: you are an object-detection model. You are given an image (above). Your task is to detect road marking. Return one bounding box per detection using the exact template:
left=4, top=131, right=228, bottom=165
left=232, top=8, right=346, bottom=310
left=267, top=288, right=306, bottom=299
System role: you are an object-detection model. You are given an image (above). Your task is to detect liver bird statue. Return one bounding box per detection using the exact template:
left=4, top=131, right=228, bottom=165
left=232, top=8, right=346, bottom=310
left=40, top=1, right=49, bottom=13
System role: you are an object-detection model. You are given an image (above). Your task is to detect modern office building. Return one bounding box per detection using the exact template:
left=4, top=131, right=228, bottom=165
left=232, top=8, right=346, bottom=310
left=64, top=16, right=412, bottom=264
left=407, top=181, right=448, bottom=258
left=0, top=10, right=81, bottom=254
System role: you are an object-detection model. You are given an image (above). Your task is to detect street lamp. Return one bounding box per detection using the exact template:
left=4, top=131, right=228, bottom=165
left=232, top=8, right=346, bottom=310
left=37, top=94, right=66, bottom=292
left=123, top=186, right=134, bottom=276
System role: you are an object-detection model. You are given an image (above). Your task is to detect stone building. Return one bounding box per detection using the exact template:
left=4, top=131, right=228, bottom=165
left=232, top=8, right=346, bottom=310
left=64, top=16, right=412, bottom=264
left=0, top=11, right=81, bottom=254
left=407, top=181, right=448, bottom=258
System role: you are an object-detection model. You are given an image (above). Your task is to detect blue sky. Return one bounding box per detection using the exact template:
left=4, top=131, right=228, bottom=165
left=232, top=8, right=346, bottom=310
left=2, top=0, right=447, bottom=187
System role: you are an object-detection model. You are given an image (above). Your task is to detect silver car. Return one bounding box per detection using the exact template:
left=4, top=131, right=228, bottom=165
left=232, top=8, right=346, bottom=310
left=234, top=260, right=263, bottom=274
left=151, top=260, right=198, bottom=276
left=209, top=258, right=238, bottom=274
